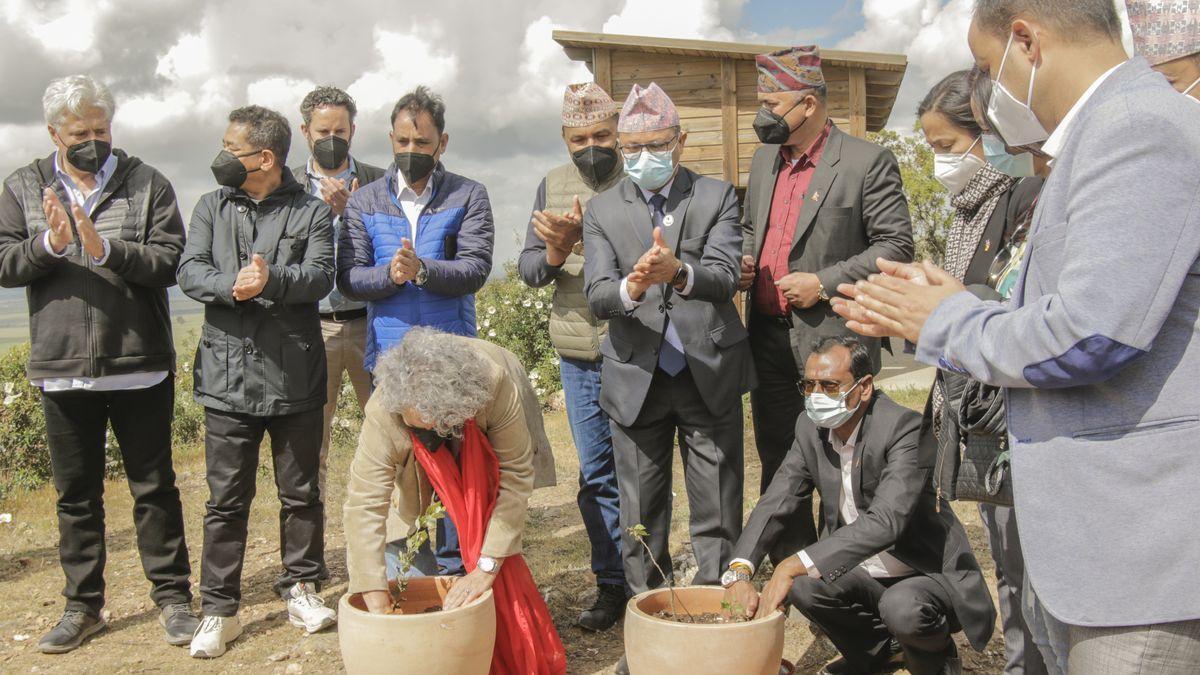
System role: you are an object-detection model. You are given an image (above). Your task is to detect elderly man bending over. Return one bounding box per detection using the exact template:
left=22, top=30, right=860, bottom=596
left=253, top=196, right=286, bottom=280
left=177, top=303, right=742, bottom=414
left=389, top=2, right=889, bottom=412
left=343, top=327, right=565, bottom=672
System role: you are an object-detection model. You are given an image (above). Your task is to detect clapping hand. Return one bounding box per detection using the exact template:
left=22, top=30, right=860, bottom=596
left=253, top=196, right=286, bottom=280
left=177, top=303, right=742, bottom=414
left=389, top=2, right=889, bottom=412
left=533, top=195, right=584, bottom=266
left=232, top=254, right=270, bottom=301
left=320, top=177, right=358, bottom=217
left=829, top=258, right=964, bottom=343
left=627, top=227, right=681, bottom=300
left=390, top=237, right=421, bottom=285
left=42, top=188, right=75, bottom=254
left=738, top=255, right=756, bottom=292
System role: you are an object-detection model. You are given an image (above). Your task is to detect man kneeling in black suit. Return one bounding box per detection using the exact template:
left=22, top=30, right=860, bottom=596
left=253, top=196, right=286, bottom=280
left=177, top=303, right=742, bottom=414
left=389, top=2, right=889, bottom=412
left=721, top=336, right=995, bottom=675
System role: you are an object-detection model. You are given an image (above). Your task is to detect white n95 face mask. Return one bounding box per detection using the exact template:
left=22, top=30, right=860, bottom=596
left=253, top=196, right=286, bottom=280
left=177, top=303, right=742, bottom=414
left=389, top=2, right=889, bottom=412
left=987, top=32, right=1050, bottom=148
left=934, top=136, right=986, bottom=195
left=805, top=378, right=866, bottom=429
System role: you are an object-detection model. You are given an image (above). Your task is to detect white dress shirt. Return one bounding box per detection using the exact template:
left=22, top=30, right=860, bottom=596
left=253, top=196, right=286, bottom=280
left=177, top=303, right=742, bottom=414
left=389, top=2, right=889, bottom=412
left=396, top=168, right=434, bottom=236
left=36, top=151, right=168, bottom=393
left=1042, top=63, right=1123, bottom=161
left=617, top=177, right=696, bottom=360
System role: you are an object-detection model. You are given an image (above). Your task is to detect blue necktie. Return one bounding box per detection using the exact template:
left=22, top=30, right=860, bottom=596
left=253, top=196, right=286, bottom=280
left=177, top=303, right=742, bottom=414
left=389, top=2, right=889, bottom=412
left=650, top=194, right=687, bottom=376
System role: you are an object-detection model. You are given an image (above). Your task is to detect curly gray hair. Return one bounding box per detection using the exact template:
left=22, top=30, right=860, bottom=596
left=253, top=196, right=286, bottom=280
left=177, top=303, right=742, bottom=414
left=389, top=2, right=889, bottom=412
left=43, top=75, right=115, bottom=129
left=374, top=327, right=493, bottom=438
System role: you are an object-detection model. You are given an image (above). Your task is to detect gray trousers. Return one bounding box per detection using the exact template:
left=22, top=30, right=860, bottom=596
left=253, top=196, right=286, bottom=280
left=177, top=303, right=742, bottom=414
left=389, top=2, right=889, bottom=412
left=980, top=503, right=1048, bottom=675
left=1068, top=620, right=1200, bottom=674
left=610, top=367, right=743, bottom=594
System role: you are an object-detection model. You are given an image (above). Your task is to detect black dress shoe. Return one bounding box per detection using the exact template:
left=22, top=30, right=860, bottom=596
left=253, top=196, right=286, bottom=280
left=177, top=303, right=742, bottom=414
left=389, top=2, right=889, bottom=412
left=822, top=640, right=905, bottom=675
left=578, top=584, right=627, bottom=632
left=38, top=610, right=107, bottom=654
left=160, top=603, right=200, bottom=645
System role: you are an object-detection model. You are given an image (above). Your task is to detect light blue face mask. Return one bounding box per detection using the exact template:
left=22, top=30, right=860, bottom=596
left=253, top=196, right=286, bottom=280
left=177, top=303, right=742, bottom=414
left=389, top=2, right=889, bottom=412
left=982, top=134, right=1035, bottom=178
left=624, top=148, right=676, bottom=191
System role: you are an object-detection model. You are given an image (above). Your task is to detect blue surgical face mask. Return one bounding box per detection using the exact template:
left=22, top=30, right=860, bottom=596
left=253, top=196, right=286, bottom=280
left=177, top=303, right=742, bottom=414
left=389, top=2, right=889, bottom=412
left=624, top=148, right=676, bottom=191
left=982, top=134, right=1036, bottom=178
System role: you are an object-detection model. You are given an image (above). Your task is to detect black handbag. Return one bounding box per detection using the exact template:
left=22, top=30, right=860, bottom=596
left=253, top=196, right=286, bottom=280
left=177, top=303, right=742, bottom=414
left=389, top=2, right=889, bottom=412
left=954, top=380, right=1013, bottom=506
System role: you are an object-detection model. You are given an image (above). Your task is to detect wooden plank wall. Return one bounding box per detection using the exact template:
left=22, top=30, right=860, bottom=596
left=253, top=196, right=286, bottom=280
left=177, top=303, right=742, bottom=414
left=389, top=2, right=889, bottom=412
left=600, top=48, right=882, bottom=189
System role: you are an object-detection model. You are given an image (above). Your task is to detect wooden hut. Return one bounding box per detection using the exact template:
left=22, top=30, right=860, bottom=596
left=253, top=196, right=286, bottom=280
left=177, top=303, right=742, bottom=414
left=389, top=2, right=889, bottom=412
left=552, top=31, right=908, bottom=189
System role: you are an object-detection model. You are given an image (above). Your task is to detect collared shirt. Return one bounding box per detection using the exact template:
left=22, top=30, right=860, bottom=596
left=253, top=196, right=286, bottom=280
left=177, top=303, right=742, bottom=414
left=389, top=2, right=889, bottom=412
left=1042, top=63, right=1123, bottom=161
left=797, top=420, right=915, bottom=579
left=307, top=157, right=365, bottom=314
left=396, top=168, right=435, bottom=237
left=754, top=121, right=832, bottom=316
left=37, top=151, right=169, bottom=393
left=617, top=175, right=696, bottom=363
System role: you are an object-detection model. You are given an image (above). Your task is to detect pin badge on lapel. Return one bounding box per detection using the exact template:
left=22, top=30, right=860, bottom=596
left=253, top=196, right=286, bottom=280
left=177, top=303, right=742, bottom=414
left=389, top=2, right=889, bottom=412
left=662, top=214, right=675, bottom=227
left=983, top=239, right=992, bottom=253
left=811, top=191, right=821, bottom=202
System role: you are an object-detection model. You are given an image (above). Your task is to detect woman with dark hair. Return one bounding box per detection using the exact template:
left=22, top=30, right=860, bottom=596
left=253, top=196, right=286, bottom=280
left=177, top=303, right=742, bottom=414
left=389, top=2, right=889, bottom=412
left=918, top=70, right=1049, bottom=675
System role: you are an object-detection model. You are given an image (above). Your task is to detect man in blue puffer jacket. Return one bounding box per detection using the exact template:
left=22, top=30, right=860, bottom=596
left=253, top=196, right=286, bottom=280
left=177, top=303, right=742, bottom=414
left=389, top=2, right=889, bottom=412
left=338, top=86, right=494, bottom=577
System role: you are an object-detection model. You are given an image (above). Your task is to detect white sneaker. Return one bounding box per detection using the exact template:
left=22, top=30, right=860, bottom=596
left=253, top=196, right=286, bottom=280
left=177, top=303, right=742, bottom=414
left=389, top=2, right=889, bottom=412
left=286, top=582, right=337, bottom=633
left=189, top=615, right=242, bottom=658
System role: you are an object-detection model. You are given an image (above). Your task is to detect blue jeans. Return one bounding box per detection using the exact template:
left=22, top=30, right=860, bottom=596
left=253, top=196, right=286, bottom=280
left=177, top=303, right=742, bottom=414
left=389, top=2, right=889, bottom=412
left=1023, top=572, right=1070, bottom=674
left=434, top=518, right=464, bottom=576
left=559, top=357, right=625, bottom=587
left=385, top=523, right=462, bottom=578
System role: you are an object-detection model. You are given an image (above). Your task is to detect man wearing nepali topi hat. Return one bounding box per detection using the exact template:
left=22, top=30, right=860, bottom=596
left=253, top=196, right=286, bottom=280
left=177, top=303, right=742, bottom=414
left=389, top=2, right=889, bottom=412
left=733, top=46, right=913, bottom=562
left=518, top=83, right=628, bottom=632
left=582, top=83, right=755, bottom=606
left=1128, top=1, right=1200, bottom=100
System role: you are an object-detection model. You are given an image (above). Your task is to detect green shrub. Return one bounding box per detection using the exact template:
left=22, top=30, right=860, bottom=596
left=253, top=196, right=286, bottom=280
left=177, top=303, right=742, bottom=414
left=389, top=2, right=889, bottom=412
left=475, top=264, right=561, bottom=407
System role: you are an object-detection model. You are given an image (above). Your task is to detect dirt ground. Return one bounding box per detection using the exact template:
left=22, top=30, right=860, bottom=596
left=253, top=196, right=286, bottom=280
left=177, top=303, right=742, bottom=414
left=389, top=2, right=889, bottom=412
left=0, top=399, right=1008, bottom=674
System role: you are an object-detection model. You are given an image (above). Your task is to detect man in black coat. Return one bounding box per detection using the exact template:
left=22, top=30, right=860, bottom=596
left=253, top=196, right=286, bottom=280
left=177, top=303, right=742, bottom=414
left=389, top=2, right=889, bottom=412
left=722, top=336, right=994, bottom=675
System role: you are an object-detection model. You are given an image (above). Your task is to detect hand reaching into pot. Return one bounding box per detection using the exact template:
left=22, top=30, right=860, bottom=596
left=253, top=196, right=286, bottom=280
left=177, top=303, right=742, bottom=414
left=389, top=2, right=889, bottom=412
left=443, top=567, right=497, bottom=610
left=723, top=580, right=759, bottom=619
left=361, top=589, right=393, bottom=614
left=756, top=556, right=806, bottom=619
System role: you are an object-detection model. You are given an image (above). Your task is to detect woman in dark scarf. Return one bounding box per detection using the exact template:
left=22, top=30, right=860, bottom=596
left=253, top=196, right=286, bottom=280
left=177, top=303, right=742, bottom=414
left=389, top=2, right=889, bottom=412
left=918, top=69, right=1048, bottom=675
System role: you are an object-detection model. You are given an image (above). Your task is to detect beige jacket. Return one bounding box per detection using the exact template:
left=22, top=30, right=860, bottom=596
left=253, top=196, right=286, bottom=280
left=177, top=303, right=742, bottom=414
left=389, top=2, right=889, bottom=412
left=343, top=337, right=555, bottom=593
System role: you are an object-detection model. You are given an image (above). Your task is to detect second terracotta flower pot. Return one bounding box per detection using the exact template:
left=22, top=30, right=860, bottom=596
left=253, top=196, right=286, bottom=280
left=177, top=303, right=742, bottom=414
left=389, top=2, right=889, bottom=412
left=623, top=585, right=786, bottom=675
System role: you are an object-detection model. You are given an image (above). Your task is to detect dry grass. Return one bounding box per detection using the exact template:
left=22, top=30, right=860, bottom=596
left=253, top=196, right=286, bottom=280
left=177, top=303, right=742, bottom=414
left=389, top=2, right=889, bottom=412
left=0, top=401, right=1005, bottom=674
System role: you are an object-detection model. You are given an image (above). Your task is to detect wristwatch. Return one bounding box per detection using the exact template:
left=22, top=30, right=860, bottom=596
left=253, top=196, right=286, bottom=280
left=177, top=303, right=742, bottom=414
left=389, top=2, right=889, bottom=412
left=571, top=240, right=585, bottom=257
left=817, top=281, right=830, bottom=302
left=478, top=556, right=502, bottom=574
left=671, top=263, right=689, bottom=289
left=720, top=565, right=752, bottom=588
left=413, top=260, right=429, bottom=287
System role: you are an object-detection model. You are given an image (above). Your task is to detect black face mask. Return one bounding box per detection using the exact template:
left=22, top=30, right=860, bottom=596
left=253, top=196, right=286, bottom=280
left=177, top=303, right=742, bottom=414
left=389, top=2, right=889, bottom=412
left=211, top=149, right=263, bottom=189
left=64, top=139, right=112, bottom=174
left=571, top=145, right=619, bottom=187
left=395, top=149, right=438, bottom=186
left=753, top=99, right=807, bottom=145
left=312, top=135, right=350, bottom=171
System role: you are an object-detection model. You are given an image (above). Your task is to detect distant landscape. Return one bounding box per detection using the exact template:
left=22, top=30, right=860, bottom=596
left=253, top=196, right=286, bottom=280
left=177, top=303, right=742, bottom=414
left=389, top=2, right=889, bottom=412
left=0, top=286, right=206, bottom=349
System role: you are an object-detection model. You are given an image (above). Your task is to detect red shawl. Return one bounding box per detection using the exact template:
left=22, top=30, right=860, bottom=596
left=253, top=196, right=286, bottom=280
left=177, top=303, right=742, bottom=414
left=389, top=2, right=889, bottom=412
left=411, top=421, right=567, bottom=675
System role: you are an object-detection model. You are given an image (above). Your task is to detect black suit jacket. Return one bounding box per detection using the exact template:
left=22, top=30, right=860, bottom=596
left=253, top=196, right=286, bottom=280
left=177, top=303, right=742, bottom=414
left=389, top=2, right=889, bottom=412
left=962, top=176, right=1044, bottom=286
left=731, top=394, right=995, bottom=651
left=741, top=126, right=914, bottom=370
left=583, top=167, right=755, bottom=426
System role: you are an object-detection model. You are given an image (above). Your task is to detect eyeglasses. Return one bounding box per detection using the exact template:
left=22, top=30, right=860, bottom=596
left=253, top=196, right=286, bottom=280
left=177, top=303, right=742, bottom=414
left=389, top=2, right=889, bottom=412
left=798, top=377, right=865, bottom=397
left=987, top=196, right=1039, bottom=298
left=617, top=132, right=680, bottom=158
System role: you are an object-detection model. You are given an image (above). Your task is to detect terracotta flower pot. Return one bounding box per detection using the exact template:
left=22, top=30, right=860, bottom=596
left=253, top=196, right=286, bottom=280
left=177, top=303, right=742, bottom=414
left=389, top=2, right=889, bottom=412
left=624, top=585, right=786, bottom=675
left=338, top=576, right=496, bottom=675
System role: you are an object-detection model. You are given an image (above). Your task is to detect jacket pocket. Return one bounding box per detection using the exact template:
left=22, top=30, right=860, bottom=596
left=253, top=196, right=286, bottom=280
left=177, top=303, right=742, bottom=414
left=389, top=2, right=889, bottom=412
left=194, top=326, right=229, bottom=399
left=279, top=234, right=309, bottom=265
left=280, top=332, right=322, bottom=403
left=599, top=333, right=633, bottom=363
left=1072, top=415, right=1199, bottom=441
left=710, top=320, right=748, bottom=348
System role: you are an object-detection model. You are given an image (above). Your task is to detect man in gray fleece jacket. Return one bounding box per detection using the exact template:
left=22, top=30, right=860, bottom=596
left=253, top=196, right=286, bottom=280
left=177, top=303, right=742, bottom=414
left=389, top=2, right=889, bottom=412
left=0, top=75, right=196, bottom=654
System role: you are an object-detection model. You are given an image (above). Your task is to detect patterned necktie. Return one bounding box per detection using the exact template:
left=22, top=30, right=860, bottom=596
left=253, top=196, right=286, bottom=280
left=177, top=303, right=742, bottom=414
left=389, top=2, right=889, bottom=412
left=650, top=194, right=687, bottom=376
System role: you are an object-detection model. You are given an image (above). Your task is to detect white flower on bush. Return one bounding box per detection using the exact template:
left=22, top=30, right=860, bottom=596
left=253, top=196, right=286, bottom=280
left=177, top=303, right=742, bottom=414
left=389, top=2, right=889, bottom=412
left=182, top=363, right=191, bottom=373
left=529, top=371, right=540, bottom=382
left=504, top=300, right=512, bottom=306
left=535, top=301, right=544, bottom=310
left=339, top=418, right=352, bottom=429
left=522, top=300, right=532, bottom=308
left=487, top=306, right=496, bottom=315
left=488, top=329, right=497, bottom=337
left=483, top=319, right=491, bottom=328
left=535, top=388, right=546, bottom=396
left=2, top=382, right=19, bottom=406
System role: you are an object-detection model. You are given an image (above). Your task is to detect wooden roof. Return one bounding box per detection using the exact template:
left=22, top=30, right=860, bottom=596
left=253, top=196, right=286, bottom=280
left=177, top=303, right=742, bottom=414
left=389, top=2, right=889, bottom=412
left=553, top=30, right=907, bottom=133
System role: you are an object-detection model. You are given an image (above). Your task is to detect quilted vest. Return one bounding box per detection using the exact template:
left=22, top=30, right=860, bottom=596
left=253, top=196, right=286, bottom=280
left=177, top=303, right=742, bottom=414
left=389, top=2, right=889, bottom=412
left=542, top=162, right=622, bottom=362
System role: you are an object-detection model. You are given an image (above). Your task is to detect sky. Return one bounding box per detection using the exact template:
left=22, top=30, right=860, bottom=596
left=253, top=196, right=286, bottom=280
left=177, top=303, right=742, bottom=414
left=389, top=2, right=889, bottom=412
left=0, top=0, right=1134, bottom=278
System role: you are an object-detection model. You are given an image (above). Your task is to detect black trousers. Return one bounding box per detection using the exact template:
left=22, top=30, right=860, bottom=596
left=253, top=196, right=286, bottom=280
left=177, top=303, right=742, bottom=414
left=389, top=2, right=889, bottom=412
left=610, top=368, right=744, bottom=594
left=748, top=313, right=817, bottom=562
left=200, top=408, right=324, bottom=616
left=41, top=375, right=191, bottom=616
left=790, top=569, right=961, bottom=675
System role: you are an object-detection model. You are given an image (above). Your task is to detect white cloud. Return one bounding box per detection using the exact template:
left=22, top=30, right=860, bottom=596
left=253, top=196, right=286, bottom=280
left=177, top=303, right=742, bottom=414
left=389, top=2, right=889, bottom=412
left=0, top=0, right=107, bottom=61
left=602, top=0, right=743, bottom=41
left=247, top=76, right=318, bottom=118
left=347, top=28, right=459, bottom=116
left=155, top=32, right=212, bottom=82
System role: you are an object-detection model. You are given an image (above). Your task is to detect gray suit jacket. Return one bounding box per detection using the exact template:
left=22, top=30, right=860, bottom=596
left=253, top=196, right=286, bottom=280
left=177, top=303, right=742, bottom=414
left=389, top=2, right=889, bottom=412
left=917, top=57, right=1200, bottom=627
left=731, top=394, right=995, bottom=651
left=742, top=126, right=913, bottom=369
left=583, top=167, right=755, bottom=426
left=290, top=157, right=387, bottom=191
